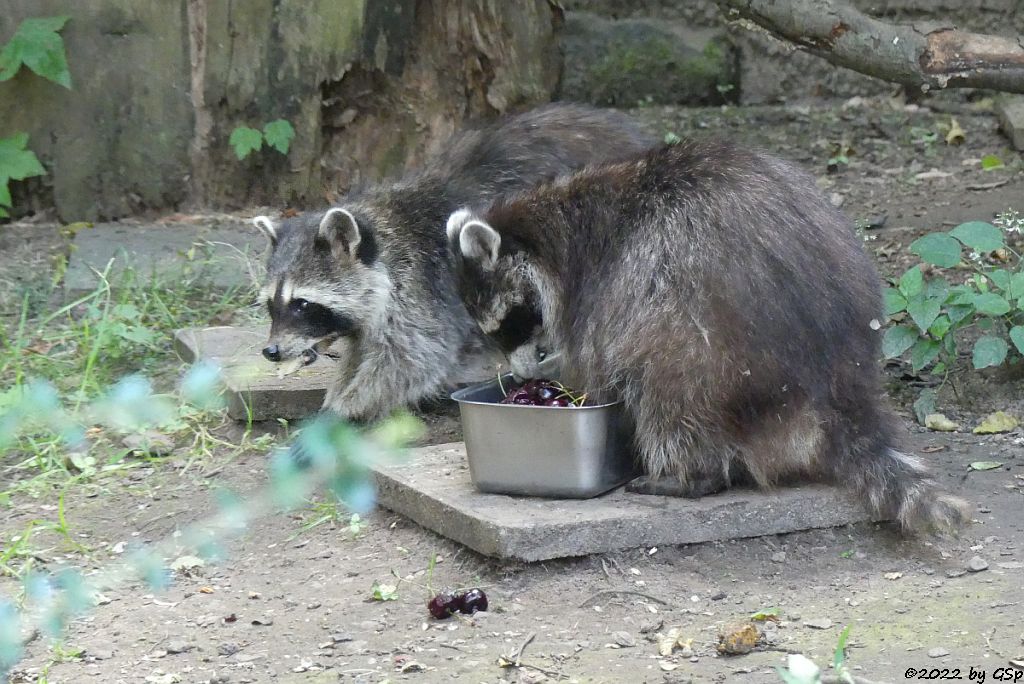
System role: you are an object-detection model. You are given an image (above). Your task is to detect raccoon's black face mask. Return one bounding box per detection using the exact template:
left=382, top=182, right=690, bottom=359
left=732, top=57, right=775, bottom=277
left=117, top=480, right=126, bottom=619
left=267, top=294, right=357, bottom=342
left=447, top=210, right=548, bottom=375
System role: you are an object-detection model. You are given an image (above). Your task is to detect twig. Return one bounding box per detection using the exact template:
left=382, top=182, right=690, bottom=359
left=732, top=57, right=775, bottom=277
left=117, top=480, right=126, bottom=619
left=579, top=589, right=674, bottom=609
left=967, top=179, right=1011, bottom=191
left=600, top=558, right=611, bottom=579
left=512, top=631, right=536, bottom=666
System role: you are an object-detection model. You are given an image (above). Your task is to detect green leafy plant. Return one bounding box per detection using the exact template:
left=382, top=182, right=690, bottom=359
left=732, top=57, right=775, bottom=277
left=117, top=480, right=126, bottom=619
left=230, top=119, right=295, bottom=160
left=1, top=16, right=71, bottom=218
left=0, top=133, right=45, bottom=218
left=0, top=16, right=72, bottom=88
left=883, top=211, right=1024, bottom=374
left=776, top=624, right=852, bottom=683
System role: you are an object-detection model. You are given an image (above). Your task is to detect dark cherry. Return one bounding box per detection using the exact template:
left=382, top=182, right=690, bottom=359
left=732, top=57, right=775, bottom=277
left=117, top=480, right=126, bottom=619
left=545, top=397, right=570, bottom=407
left=457, top=588, right=488, bottom=614
left=427, top=592, right=458, bottom=619
left=536, top=385, right=560, bottom=402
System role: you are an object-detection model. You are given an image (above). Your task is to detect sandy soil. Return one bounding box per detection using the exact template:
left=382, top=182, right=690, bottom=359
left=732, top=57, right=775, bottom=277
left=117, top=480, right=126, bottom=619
left=2, top=95, right=1023, bottom=683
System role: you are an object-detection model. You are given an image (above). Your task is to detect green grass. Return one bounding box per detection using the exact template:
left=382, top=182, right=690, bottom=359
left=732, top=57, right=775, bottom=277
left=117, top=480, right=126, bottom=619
left=0, top=254, right=273, bottom=576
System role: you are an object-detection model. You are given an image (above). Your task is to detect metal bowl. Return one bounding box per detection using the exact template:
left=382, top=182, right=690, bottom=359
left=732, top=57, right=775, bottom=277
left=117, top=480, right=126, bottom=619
left=450, top=373, right=636, bottom=498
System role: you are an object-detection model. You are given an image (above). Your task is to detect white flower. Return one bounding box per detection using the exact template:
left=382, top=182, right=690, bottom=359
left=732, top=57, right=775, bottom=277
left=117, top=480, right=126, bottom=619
left=785, top=653, right=821, bottom=682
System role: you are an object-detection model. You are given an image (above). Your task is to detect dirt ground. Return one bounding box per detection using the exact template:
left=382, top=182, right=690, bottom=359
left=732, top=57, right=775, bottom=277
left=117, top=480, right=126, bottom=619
left=3, top=95, right=1024, bottom=683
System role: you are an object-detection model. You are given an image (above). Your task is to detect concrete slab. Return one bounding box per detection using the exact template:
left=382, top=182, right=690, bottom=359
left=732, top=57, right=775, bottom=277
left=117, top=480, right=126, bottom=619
left=174, top=325, right=504, bottom=422
left=995, top=96, right=1024, bottom=151
left=372, top=444, right=876, bottom=562
left=174, top=326, right=332, bottom=422
left=65, top=221, right=259, bottom=298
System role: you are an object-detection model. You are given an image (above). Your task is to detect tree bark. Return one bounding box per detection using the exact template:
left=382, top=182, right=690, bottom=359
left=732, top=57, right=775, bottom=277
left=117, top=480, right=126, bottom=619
left=715, top=0, right=1024, bottom=94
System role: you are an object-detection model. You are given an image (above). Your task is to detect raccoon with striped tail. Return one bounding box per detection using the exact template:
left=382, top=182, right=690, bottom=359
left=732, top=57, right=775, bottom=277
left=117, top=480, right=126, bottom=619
left=446, top=138, right=971, bottom=534
left=251, top=104, right=655, bottom=422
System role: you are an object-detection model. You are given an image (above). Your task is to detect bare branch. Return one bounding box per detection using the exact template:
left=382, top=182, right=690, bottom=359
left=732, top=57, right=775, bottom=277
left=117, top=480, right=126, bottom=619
left=716, top=0, right=1024, bottom=93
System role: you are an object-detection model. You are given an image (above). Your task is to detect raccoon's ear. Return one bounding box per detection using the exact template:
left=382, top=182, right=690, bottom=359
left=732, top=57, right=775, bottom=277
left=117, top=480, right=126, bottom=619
left=317, top=208, right=361, bottom=262
left=253, top=216, right=278, bottom=246
left=459, top=219, right=501, bottom=269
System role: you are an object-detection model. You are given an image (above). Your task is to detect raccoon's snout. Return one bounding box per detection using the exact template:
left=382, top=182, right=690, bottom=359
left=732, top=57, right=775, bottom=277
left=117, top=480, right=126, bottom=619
left=263, top=345, right=282, bottom=362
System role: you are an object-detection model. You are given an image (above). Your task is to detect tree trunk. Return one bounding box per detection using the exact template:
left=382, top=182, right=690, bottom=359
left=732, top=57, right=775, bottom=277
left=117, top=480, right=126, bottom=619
left=0, top=0, right=563, bottom=221
left=715, top=0, right=1024, bottom=94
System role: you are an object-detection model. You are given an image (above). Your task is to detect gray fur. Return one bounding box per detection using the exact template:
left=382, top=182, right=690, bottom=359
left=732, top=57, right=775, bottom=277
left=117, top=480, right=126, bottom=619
left=448, top=139, right=971, bottom=535
left=255, top=104, right=655, bottom=420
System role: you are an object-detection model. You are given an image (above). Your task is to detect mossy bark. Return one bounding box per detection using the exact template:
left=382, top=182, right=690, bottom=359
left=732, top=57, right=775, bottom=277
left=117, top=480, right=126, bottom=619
left=0, top=0, right=561, bottom=222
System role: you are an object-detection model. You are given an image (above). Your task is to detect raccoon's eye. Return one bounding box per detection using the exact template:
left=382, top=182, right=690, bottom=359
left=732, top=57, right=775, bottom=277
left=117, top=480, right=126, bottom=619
left=291, top=298, right=310, bottom=312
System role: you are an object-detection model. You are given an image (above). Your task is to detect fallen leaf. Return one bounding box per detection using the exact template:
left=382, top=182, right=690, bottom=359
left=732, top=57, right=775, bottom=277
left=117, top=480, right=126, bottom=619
left=945, top=118, right=965, bottom=145
left=657, top=627, right=682, bottom=657
left=973, top=411, right=1018, bottom=434
left=717, top=622, right=762, bottom=655
left=370, top=581, right=398, bottom=601
left=750, top=608, right=781, bottom=623
left=884, top=572, right=903, bottom=580
left=969, top=461, right=1003, bottom=471
left=198, top=586, right=214, bottom=594
left=921, top=445, right=946, bottom=453
left=925, top=414, right=959, bottom=432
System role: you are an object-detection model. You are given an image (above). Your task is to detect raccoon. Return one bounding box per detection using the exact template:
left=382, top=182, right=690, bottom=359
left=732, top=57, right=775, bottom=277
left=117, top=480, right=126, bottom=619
left=446, top=139, right=971, bottom=534
left=251, top=104, right=655, bottom=421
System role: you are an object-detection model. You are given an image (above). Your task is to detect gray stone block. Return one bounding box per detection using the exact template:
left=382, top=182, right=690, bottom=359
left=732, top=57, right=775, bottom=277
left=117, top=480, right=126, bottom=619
left=372, top=444, right=876, bottom=561
left=995, top=96, right=1024, bottom=151
left=559, top=11, right=736, bottom=107
left=174, top=325, right=505, bottom=422
left=174, top=326, right=330, bottom=422
left=64, top=222, right=259, bottom=299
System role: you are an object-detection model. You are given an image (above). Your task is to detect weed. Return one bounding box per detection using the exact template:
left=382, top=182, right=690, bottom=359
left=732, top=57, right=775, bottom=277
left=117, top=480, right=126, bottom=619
left=230, top=119, right=295, bottom=160
left=1, top=15, right=72, bottom=218
left=883, top=209, right=1024, bottom=375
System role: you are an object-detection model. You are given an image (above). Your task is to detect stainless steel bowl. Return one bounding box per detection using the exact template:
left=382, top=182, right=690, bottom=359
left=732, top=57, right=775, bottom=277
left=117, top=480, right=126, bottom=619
left=451, top=374, right=636, bottom=498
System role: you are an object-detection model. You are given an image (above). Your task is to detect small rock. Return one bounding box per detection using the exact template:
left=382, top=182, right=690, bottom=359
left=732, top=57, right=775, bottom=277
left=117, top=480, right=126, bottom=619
left=829, top=192, right=845, bottom=207
left=803, top=618, right=833, bottom=630
left=967, top=556, right=989, bottom=572
left=710, top=591, right=727, bottom=601
left=122, top=430, right=175, bottom=456
left=997, top=561, right=1023, bottom=570
left=946, top=569, right=967, bottom=578
left=166, top=640, right=192, bottom=654
left=217, top=642, right=241, bottom=656
left=612, top=631, right=636, bottom=648
left=771, top=551, right=787, bottom=563
left=639, top=618, right=663, bottom=634
left=88, top=647, right=114, bottom=660
left=928, top=647, right=950, bottom=658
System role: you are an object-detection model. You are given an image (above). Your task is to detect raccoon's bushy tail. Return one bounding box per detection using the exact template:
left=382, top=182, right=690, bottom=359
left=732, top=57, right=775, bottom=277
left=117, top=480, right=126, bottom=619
left=848, top=446, right=971, bottom=535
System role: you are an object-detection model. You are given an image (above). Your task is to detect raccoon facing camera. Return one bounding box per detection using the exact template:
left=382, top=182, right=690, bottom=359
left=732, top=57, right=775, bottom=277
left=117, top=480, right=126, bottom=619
left=251, top=104, right=657, bottom=422
left=446, top=138, right=970, bottom=536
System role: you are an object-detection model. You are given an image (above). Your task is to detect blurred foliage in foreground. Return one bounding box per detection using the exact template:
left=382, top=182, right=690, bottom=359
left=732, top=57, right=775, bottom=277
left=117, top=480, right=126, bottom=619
left=0, top=359, right=421, bottom=677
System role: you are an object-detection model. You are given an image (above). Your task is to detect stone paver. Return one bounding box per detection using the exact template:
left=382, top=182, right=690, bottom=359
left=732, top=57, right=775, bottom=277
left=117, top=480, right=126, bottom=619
left=995, top=96, right=1024, bottom=151
left=174, top=326, right=331, bottom=421
left=65, top=221, right=259, bottom=298
left=372, top=444, right=876, bottom=561
left=175, top=325, right=504, bottom=422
